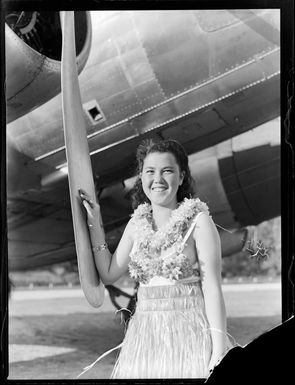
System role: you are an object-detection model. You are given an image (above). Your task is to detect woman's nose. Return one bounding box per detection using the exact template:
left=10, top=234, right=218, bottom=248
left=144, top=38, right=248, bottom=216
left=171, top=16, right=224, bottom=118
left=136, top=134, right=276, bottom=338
left=153, top=171, right=163, bottom=182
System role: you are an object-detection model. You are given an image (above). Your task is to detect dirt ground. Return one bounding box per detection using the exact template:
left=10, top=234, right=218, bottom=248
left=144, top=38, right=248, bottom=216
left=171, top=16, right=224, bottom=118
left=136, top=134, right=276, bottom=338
left=7, top=284, right=281, bottom=380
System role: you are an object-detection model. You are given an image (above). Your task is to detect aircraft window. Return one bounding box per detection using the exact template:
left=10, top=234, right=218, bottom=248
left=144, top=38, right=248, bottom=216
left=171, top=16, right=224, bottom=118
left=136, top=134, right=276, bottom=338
left=83, top=100, right=105, bottom=124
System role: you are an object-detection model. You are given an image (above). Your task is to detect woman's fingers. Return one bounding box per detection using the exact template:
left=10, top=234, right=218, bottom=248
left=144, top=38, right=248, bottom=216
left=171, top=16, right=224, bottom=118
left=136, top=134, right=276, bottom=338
left=78, top=189, right=101, bottom=224
left=82, top=199, right=94, bottom=218
left=79, top=188, right=90, bottom=199
left=79, top=191, right=95, bottom=208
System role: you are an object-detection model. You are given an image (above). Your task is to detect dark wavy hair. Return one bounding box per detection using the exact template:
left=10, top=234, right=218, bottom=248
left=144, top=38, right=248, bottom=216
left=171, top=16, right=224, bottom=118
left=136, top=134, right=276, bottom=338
left=131, top=139, right=196, bottom=209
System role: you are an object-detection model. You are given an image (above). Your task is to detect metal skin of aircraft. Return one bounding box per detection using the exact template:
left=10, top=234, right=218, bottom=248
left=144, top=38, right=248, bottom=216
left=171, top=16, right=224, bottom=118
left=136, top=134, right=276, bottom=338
left=5, top=9, right=280, bottom=273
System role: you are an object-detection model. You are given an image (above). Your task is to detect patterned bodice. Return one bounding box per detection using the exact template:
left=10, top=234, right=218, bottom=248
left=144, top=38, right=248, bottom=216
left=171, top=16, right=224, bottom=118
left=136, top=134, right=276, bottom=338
left=128, top=198, right=209, bottom=284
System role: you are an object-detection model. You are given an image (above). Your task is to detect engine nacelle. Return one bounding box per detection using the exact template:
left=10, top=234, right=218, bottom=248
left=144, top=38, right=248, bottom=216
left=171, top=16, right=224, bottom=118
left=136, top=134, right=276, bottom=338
left=5, top=11, right=92, bottom=123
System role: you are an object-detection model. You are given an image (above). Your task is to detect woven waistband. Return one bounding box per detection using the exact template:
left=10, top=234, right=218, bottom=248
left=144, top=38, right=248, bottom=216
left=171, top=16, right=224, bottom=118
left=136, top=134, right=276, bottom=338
left=136, top=282, right=204, bottom=312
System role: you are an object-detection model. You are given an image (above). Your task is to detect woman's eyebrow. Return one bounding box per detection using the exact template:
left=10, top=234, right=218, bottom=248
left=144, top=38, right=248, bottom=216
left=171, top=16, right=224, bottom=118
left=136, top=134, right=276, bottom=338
left=161, top=166, right=175, bottom=169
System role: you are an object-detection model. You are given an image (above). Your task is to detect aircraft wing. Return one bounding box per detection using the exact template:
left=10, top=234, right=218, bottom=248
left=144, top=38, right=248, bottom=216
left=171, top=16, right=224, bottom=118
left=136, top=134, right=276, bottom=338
left=5, top=10, right=280, bottom=271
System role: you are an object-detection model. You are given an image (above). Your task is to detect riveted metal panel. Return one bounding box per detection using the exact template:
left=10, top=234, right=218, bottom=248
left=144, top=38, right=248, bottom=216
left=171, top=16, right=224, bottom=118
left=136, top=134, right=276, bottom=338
left=80, top=57, right=131, bottom=101
left=161, top=109, right=226, bottom=141
left=98, top=89, right=141, bottom=123
left=145, top=31, right=209, bottom=97
left=119, top=47, right=157, bottom=87
left=194, top=10, right=240, bottom=32
left=133, top=80, right=166, bottom=110
left=135, top=12, right=209, bottom=97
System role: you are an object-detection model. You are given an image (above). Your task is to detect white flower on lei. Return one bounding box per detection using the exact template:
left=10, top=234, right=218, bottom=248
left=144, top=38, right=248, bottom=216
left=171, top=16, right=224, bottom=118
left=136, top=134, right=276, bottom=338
left=162, top=253, right=192, bottom=281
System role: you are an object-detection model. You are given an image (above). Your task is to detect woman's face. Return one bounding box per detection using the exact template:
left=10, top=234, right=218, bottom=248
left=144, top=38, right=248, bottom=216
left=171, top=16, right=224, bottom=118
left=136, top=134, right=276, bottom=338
left=141, top=152, right=184, bottom=209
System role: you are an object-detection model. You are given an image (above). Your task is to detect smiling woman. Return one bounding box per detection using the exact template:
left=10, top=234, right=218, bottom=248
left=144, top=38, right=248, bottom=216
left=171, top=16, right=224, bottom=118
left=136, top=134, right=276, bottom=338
left=79, top=138, right=234, bottom=379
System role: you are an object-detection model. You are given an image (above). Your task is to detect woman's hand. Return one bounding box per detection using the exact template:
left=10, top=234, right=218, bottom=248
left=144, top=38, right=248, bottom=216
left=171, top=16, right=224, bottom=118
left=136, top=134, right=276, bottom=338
left=208, top=349, right=227, bottom=373
left=78, top=188, right=101, bottom=226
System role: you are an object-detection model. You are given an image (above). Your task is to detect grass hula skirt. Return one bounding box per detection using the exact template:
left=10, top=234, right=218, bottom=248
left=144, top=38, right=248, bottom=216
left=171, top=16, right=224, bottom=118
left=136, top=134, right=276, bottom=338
left=111, top=281, right=212, bottom=379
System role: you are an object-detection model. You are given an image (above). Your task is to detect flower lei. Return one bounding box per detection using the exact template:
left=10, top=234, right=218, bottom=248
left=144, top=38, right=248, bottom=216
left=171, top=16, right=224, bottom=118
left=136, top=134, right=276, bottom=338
left=128, top=198, right=209, bottom=284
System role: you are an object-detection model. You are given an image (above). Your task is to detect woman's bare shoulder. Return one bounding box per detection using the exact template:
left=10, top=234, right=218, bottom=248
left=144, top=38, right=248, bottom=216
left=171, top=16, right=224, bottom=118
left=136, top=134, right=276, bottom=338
left=192, top=212, right=217, bottom=238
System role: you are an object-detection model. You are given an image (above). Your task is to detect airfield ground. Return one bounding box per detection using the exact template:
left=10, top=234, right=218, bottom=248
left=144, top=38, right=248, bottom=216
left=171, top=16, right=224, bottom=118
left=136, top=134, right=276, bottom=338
left=8, top=282, right=281, bottom=380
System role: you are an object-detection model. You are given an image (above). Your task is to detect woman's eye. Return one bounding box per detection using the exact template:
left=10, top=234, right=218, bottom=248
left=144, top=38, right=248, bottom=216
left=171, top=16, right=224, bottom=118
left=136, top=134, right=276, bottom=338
left=146, top=170, right=154, bottom=174
left=163, top=169, right=173, bottom=173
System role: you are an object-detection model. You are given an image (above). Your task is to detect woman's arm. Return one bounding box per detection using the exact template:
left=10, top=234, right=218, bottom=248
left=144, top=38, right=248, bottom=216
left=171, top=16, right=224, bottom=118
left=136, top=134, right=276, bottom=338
left=193, top=213, right=227, bottom=371
left=79, top=189, right=134, bottom=285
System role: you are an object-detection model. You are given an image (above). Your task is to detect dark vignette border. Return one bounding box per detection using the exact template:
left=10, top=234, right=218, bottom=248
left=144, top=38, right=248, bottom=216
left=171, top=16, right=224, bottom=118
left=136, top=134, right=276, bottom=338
left=0, top=0, right=294, bottom=384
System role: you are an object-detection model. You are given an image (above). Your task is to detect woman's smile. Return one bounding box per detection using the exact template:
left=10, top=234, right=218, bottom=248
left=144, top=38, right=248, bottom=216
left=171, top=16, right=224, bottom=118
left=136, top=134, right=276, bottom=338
left=152, top=185, right=167, bottom=192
